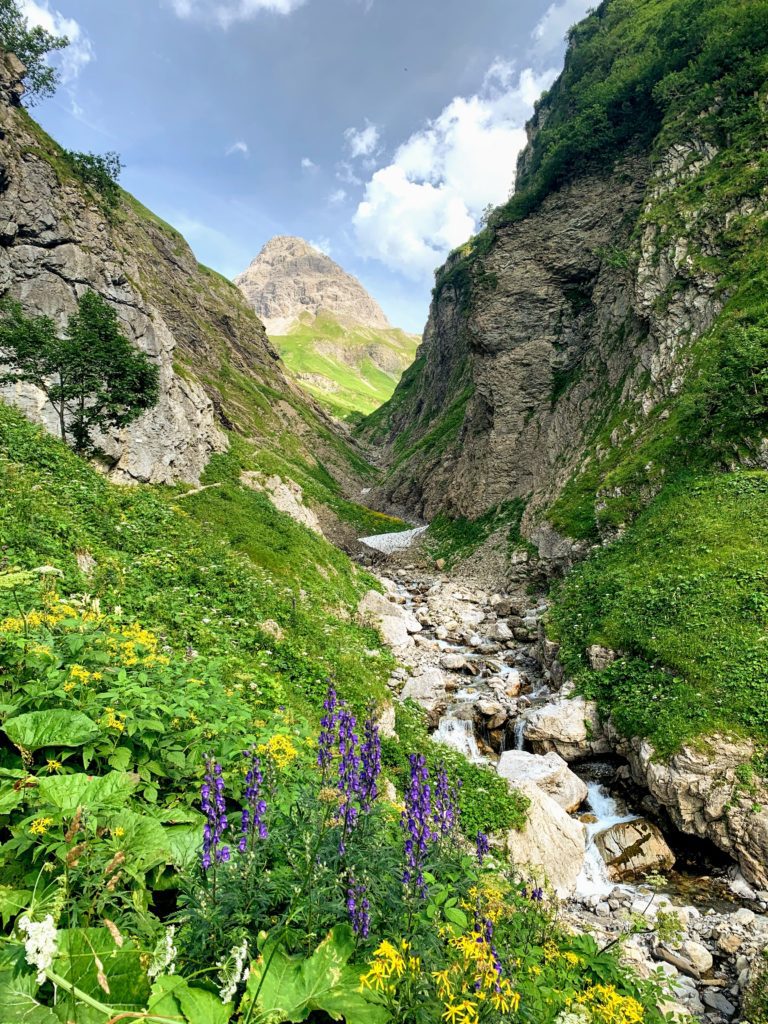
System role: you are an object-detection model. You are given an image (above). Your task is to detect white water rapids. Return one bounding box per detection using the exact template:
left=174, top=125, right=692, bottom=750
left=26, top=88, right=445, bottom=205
left=575, top=780, right=639, bottom=898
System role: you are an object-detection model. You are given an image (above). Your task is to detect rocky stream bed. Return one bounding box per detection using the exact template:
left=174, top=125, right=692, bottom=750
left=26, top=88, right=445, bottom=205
left=356, top=532, right=768, bottom=1023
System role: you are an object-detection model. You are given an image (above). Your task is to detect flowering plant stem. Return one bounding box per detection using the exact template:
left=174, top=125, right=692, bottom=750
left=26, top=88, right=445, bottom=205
left=44, top=968, right=180, bottom=1023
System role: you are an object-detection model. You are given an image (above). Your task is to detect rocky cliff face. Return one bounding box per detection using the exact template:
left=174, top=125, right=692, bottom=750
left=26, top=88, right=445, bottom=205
left=363, top=0, right=766, bottom=547
left=235, top=236, right=390, bottom=334
left=0, top=55, right=354, bottom=486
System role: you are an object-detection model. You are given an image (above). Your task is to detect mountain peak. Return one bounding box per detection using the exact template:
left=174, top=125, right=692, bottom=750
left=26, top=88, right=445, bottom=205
left=235, top=235, right=390, bottom=334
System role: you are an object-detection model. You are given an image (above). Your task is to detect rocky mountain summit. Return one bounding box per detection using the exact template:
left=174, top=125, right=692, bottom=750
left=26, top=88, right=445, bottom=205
left=235, top=237, right=418, bottom=419
left=235, top=236, right=390, bottom=335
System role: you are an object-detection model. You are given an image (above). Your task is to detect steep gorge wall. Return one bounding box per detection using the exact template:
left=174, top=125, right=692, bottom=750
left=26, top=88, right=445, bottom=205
left=364, top=0, right=767, bottom=551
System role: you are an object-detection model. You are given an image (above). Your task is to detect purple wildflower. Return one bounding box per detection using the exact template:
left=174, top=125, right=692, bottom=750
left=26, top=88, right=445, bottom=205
left=239, top=750, right=267, bottom=853
left=481, top=916, right=503, bottom=990
left=432, top=763, right=460, bottom=835
left=530, top=886, right=544, bottom=902
left=201, top=757, right=230, bottom=870
left=401, top=753, right=437, bottom=897
left=346, top=875, right=371, bottom=938
left=359, top=706, right=381, bottom=812
left=475, top=831, right=490, bottom=865
left=337, top=707, right=360, bottom=853
left=318, top=683, right=338, bottom=771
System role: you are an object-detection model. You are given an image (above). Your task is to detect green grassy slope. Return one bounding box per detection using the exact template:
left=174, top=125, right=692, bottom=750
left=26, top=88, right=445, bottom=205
left=0, top=399, right=521, bottom=858
left=271, top=312, right=419, bottom=421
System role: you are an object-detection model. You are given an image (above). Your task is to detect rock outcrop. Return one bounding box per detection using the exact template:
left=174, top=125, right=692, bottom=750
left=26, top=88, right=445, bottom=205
left=594, top=818, right=675, bottom=882
left=235, top=236, right=390, bottom=334
left=608, top=729, right=768, bottom=888
left=497, top=749, right=587, bottom=813
left=503, top=780, right=586, bottom=897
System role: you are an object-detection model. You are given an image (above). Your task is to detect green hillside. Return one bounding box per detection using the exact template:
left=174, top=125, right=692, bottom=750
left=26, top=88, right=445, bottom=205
left=271, top=312, right=420, bottom=422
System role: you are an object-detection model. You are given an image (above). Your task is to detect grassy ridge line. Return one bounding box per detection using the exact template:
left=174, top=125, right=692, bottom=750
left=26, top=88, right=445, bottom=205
left=271, top=313, right=420, bottom=421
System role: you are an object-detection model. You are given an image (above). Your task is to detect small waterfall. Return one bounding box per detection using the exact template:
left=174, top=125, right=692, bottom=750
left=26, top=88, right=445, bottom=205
left=513, top=718, right=527, bottom=750
left=433, top=714, right=483, bottom=762
left=575, top=780, right=639, bottom=898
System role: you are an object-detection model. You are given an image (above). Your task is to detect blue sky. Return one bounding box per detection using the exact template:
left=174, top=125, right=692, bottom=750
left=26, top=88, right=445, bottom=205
left=20, top=0, right=593, bottom=332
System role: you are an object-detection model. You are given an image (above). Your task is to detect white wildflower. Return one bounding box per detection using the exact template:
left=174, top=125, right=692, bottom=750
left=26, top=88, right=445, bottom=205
left=147, top=925, right=177, bottom=980
left=18, top=914, right=58, bottom=984
left=217, top=939, right=249, bottom=1003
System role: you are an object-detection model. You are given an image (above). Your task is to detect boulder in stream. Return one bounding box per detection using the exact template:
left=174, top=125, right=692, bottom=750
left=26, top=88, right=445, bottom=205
left=503, top=781, right=586, bottom=897
left=524, top=694, right=611, bottom=760
left=594, top=818, right=675, bottom=881
left=497, top=750, right=588, bottom=813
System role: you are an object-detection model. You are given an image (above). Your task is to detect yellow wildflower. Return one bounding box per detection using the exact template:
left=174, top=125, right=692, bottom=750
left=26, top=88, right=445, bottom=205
left=63, top=682, right=76, bottom=693
left=29, top=817, right=54, bottom=836
left=257, top=733, right=298, bottom=770
left=112, top=827, right=125, bottom=838
left=46, top=759, right=62, bottom=773
left=104, top=708, right=126, bottom=732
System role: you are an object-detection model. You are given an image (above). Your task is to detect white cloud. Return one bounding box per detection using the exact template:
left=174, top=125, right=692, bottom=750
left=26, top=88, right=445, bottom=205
left=309, top=237, right=332, bottom=256
left=532, top=0, right=595, bottom=53
left=301, top=156, right=317, bottom=170
left=169, top=0, right=306, bottom=27
left=328, top=188, right=347, bottom=205
left=352, top=62, right=556, bottom=280
left=226, top=140, right=249, bottom=157
left=19, top=0, right=93, bottom=83
left=344, top=121, right=380, bottom=160
left=336, top=161, right=362, bottom=187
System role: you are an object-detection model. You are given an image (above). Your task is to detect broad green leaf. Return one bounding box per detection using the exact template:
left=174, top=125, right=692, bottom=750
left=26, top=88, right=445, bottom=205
left=0, top=969, right=59, bottom=1022
left=444, top=906, right=468, bottom=928
left=176, top=984, right=233, bottom=1024
left=107, top=747, right=132, bottom=772
left=37, top=772, right=139, bottom=815
left=148, top=976, right=233, bottom=1024
left=106, top=809, right=171, bottom=871
left=248, top=926, right=388, bottom=1024
left=0, top=785, right=24, bottom=815
left=3, top=711, right=99, bottom=753
left=0, top=887, right=32, bottom=927
left=54, top=928, right=149, bottom=1010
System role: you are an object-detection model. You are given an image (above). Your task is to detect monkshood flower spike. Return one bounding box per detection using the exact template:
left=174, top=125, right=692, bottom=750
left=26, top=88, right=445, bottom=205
left=401, top=753, right=437, bottom=897
left=346, top=875, right=371, bottom=938
left=359, top=704, right=381, bottom=813
left=433, top=762, right=460, bottom=835
left=476, top=830, right=490, bottom=865
left=201, top=756, right=230, bottom=870
left=239, top=749, right=267, bottom=853
left=318, top=682, right=338, bottom=771
left=337, top=706, right=360, bottom=853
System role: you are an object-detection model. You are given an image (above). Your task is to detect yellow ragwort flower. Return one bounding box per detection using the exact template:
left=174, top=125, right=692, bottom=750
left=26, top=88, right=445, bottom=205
left=29, top=817, right=54, bottom=836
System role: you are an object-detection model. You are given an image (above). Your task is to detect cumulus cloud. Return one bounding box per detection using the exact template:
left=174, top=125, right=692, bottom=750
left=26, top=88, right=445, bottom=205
left=169, top=0, right=306, bottom=27
left=226, top=140, right=249, bottom=156
left=328, top=188, right=347, bottom=205
left=19, top=0, right=93, bottom=83
left=301, top=156, right=317, bottom=170
left=344, top=121, right=380, bottom=159
left=352, top=62, right=556, bottom=280
left=532, top=0, right=595, bottom=53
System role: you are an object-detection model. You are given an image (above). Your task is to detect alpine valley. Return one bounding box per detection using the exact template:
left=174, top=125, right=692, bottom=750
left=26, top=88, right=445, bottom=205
left=0, top=1, right=767, bottom=1023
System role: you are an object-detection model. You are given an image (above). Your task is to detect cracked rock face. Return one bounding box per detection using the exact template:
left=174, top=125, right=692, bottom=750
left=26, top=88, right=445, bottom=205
left=607, top=727, right=768, bottom=888
left=0, top=55, right=226, bottom=484
left=235, top=236, right=390, bottom=334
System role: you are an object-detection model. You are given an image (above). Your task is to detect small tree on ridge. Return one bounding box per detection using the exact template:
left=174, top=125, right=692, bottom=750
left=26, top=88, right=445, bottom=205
left=0, top=0, right=69, bottom=103
left=0, top=291, right=160, bottom=453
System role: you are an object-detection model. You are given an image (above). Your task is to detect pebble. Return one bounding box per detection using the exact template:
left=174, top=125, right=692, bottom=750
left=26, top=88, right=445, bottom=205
left=702, top=991, right=736, bottom=1016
